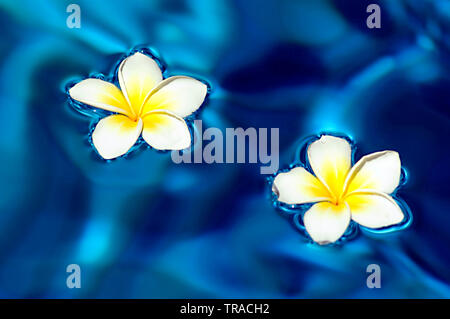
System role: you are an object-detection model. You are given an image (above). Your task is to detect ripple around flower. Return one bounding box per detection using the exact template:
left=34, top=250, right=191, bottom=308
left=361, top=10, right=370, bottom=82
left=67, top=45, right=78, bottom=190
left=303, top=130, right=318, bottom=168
left=269, top=133, right=412, bottom=245
left=63, top=46, right=212, bottom=160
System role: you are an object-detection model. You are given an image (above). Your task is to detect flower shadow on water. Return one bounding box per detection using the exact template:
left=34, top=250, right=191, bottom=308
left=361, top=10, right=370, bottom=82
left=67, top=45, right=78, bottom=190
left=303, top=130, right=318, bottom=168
left=268, top=133, right=413, bottom=246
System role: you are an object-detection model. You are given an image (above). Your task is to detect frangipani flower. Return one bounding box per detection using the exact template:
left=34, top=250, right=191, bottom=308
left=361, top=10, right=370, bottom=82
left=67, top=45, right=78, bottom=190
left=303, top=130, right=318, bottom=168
left=273, top=135, right=406, bottom=245
left=69, top=52, right=208, bottom=159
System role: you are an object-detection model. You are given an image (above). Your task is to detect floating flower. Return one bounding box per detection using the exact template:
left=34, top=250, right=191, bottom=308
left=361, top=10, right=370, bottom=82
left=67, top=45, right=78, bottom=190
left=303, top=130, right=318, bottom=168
left=69, top=52, right=208, bottom=159
left=272, top=135, right=407, bottom=245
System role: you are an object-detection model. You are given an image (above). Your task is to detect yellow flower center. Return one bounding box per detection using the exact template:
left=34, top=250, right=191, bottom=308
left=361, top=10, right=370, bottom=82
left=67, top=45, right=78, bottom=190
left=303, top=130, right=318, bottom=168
left=324, top=179, right=350, bottom=206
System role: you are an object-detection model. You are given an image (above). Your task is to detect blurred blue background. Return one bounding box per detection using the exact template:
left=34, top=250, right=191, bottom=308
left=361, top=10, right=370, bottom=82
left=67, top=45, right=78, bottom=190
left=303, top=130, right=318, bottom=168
left=0, top=0, right=449, bottom=298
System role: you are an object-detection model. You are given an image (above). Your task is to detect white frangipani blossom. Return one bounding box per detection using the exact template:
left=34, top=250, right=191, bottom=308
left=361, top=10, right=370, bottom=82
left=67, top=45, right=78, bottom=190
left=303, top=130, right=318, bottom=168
left=69, top=52, right=207, bottom=159
left=273, top=135, right=405, bottom=245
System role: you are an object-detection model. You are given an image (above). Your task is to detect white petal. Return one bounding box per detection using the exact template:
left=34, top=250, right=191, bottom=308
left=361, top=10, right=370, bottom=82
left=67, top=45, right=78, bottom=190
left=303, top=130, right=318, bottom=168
left=346, top=192, right=404, bottom=228
left=118, top=52, right=163, bottom=115
left=272, top=167, right=331, bottom=204
left=69, top=78, right=132, bottom=116
left=92, top=115, right=143, bottom=159
left=141, top=76, right=207, bottom=118
left=307, top=135, right=352, bottom=199
left=142, top=110, right=191, bottom=150
left=303, top=201, right=351, bottom=245
left=344, top=151, right=401, bottom=195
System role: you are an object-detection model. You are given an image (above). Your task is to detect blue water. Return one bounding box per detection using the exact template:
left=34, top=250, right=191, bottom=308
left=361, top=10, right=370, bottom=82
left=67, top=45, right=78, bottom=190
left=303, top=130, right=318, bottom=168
left=0, top=0, right=449, bottom=298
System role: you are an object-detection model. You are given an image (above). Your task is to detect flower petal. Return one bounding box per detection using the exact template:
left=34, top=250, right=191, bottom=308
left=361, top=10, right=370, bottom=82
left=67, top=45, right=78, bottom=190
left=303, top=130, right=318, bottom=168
left=92, top=115, right=143, bottom=160
left=118, top=52, right=163, bottom=115
left=141, top=76, right=208, bottom=118
left=346, top=192, right=404, bottom=228
left=303, top=201, right=351, bottom=245
left=142, top=110, right=191, bottom=150
left=344, top=151, right=401, bottom=195
left=272, top=167, right=331, bottom=204
left=307, top=135, right=352, bottom=199
left=69, top=78, right=132, bottom=116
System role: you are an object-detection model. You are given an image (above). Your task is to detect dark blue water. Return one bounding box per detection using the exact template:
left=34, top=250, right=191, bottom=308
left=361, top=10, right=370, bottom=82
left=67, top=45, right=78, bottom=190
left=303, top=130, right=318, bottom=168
left=0, top=0, right=449, bottom=298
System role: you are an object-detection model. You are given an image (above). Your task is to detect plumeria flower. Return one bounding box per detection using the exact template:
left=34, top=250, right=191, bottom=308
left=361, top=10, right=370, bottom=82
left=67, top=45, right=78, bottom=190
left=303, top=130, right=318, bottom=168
left=69, top=52, right=208, bottom=159
left=273, top=135, right=406, bottom=245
